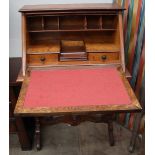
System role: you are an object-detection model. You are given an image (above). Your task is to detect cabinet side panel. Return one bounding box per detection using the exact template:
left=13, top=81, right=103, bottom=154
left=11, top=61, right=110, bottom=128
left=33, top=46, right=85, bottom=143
left=22, top=13, right=26, bottom=76
left=118, top=13, right=125, bottom=72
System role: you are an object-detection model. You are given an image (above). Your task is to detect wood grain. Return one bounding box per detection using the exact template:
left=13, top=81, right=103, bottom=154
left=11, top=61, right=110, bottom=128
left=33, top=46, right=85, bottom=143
left=85, top=42, right=120, bottom=52
left=27, top=41, right=60, bottom=54
left=118, top=13, right=125, bottom=72
left=22, top=13, right=27, bottom=76
left=19, top=3, right=125, bottom=12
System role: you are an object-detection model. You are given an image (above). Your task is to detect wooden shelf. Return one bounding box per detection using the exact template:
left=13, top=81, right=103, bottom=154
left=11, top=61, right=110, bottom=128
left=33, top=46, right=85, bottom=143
left=27, top=41, right=119, bottom=54
left=27, top=60, right=121, bottom=67
left=27, top=40, right=120, bottom=55
left=28, top=28, right=117, bottom=32
left=27, top=42, right=60, bottom=54
left=86, top=42, right=120, bottom=53
left=27, top=14, right=118, bottom=32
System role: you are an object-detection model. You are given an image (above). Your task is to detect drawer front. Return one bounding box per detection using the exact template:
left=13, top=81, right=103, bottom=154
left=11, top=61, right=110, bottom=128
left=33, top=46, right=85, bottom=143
left=88, top=52, right=119, bottom=62
left=27, top=54, right=58, bottom=65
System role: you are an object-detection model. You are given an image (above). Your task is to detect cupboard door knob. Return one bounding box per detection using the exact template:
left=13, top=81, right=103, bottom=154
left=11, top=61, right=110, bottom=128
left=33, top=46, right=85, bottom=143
left=40, top=56, right=46, bottom=62
left=101, top=55, right=107, bottom=60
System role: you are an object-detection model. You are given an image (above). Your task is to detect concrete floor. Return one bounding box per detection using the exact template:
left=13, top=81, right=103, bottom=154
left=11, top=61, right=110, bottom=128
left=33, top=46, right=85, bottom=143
left=9, top=122, right=141, bottom=155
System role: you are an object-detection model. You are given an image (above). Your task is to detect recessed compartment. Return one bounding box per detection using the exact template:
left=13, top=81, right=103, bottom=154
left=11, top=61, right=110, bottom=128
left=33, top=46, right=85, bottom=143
left=44, top=16, right=58, bottom=30
left=88, top=52, right=119, bottom=62
left=84, top=31, right=120, bottom=52
left=27, top=40, right=60, bottom=54
left=85, top=42, right=120, bottom=52
left=60, top=16, right=85, bottom=30
left=59, top=40, right=87, bottom=61
left=61, top=40, right=85, bottom=52
left=102, top=15, right=118, bottom=29
left=87, top=15, right=101, bottom=29
left=27, top=16, right=43, bottom=31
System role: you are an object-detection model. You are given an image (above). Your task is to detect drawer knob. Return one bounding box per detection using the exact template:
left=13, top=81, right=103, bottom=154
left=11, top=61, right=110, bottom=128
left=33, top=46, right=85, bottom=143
left=101, top=55, right=107, bottom=60
left=40, top=57, right=46, bottom=62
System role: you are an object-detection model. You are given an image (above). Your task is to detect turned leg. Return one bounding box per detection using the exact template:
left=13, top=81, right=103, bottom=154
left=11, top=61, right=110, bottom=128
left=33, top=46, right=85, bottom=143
left=15, top=117, right=32, bottom=150
left=138, top=131, right=145, bottom=155
left=128, top=113, right=142, bottom=153
left=35, top=117, right=41, bottom=150
left=108, top=121, right=115, bottom=146
left=10, top=86, right=32, bottom=150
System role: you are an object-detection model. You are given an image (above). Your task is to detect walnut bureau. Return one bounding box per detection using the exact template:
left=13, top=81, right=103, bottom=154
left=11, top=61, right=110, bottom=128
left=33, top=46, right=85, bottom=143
left=14, top=3, right=142, bottom=150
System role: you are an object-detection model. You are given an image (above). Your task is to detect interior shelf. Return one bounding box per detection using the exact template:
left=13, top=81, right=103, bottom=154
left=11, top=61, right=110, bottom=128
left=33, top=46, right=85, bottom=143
left=85, top=42, right=120, bottom=53
left=28, top=29, right=117, bottom=32
left=26, top=14, right=120, bottom=58
left=27, top=41, right=120, bottom=54
left=27, top=41, right=60, bottom=54
left=27, top=14, right=118, bottom=32
left=27, top=60, right=121, bottom=67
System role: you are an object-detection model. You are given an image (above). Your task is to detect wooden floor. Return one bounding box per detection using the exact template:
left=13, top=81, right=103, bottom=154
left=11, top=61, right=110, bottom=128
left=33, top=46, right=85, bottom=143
left=10, top=122, right=141, bottom=155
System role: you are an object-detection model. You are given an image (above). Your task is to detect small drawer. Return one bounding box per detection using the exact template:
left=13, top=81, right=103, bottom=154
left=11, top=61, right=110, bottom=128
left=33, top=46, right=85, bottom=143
left=88, top=52, right=119, bottom=62
left=27, top=54, right=58, bottom=65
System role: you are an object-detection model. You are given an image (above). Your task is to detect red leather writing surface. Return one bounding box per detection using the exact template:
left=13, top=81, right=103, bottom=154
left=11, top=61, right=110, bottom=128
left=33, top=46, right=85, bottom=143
left=24, top=67, right=131, bottom=108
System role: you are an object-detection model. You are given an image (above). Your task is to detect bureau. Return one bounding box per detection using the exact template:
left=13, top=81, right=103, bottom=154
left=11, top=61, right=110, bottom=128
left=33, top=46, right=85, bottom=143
left=14, top=3, right=142, bottom=150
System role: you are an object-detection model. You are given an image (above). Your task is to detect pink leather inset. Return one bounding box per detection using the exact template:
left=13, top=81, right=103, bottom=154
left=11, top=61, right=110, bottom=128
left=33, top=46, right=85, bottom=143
left=23, top=67, right=131, bottom=108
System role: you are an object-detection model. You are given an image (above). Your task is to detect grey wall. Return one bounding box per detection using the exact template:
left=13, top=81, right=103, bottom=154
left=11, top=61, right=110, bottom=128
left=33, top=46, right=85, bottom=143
left=9, top=0, right=113, bottom=57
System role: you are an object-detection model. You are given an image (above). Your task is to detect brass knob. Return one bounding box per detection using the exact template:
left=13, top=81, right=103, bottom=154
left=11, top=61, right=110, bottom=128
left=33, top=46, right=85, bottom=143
left=101, top=55, right=107, bottom=60
left=40, top=56, right=46, bottom=62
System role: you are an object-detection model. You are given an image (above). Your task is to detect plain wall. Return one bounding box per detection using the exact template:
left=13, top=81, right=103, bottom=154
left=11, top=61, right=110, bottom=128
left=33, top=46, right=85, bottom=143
left=9, top=0, right=113, bottom=57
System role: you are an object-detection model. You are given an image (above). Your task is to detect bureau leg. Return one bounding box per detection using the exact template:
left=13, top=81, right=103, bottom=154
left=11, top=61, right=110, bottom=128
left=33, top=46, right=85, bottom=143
left=108, top=121, right=115, bottom=146
left=35, top=118, right=41, bottom=150
left=128, top=113, right=142, bottom=153
left=138, top=131, right=145, bottom=155
left=15, top=117, right=32, bottom=150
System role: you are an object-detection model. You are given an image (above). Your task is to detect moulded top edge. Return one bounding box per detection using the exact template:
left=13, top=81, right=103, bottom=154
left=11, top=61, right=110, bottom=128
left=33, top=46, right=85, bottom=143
left=19, top=3, right=125, bottom=13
